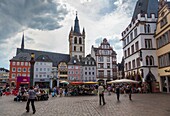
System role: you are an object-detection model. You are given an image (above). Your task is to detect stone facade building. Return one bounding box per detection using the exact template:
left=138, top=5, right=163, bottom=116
left=0, top=68, right=9, bottom=88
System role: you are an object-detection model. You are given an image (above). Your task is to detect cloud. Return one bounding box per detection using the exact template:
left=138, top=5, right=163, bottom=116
left=0, top=0, right=68, bottom=42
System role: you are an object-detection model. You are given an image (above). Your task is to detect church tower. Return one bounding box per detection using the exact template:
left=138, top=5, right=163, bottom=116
left=21, top=33, right=24, bottom=51
left=69, top=12, right=85, bottom=60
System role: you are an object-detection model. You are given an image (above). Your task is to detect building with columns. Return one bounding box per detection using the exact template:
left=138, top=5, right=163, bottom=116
left=91, top=38, right=117, bottom=84
left=121, top=0, right=159, bottom=92
left=155, top=0, right=170, bottom=93
left=69, top=13, right=85, bottom=60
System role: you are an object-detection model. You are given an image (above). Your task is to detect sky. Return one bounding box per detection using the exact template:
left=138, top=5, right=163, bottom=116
left=0, top=0, right=138, bottom=69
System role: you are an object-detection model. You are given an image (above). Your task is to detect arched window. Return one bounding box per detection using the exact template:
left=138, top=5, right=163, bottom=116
left=146, top=56, right=149, bottom=65
left=147, top=24, right=150, bottom=33
left=150, top=56, right=154, bottom=65
left=74, top=46, right=76, bottom=51
left=74, top=37, right=77, bottom=44
left=79, top=37, right=82, bottom=44
left=80, top=46, right=82, bottom=51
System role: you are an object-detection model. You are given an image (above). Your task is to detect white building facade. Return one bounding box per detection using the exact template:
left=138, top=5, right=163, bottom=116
left=34, top=55, right=53, bottom=88
left=121, top=0, right=160, bottom=92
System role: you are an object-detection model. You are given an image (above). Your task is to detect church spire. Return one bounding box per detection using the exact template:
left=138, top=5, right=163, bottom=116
left=73, top=11, right=80, bottom=34
left=21, top=33, right=24, bottom=51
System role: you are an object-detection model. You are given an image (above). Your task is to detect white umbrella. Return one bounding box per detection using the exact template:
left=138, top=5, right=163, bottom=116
left=108, top=79, right=139, bottom=84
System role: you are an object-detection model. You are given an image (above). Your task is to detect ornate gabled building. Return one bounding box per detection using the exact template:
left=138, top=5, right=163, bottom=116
left=91, top=38, right=117, bottom=84
left=69, top=13, right=85, bottom=60
left=121, top=0, right=159, bottom=92
left=155, top=0, right=170, bottom=93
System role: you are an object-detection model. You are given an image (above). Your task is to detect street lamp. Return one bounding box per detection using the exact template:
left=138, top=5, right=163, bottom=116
left=30, top=53, right=35, bottom=87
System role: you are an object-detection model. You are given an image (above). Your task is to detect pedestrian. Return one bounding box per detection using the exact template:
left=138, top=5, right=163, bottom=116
left=26, top=86, right=36, bottom=114
left=115, top=85, right=120, bottom=101
left=128, top=85, right=132, bottom=100
left=98, top=83, right=106, bottom=105
left=59, top=88, right=63, bottom=97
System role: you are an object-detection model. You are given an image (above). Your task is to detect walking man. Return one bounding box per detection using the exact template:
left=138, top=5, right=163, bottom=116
left=26, top=86, right=36, bottom=114
left=128, top=85, right=132, bottom=100
left=98, top=83, right=106, bottom=105
left=115, top=85, right=120, bottom=101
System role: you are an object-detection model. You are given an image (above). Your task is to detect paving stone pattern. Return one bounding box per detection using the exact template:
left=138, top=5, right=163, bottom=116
left=0, top=93, right=170, bottom=116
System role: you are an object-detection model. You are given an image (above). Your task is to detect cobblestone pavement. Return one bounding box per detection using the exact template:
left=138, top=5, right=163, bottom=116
left=0, top=93, right=170, bottom=116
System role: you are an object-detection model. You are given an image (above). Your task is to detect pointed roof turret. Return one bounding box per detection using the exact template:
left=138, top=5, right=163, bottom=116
left=82, top=27, right=85, bottom=36
left=21, top=33, right=24, bottom=51
left=73, top=12, right=80, bottom=34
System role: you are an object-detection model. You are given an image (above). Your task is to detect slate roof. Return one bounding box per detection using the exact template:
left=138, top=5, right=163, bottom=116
left=16, top=48, right=70, bottom=67
left=80, top=54, right=96, bottom=66
left=10, top=52, right=31, bottom=62
left=0, top=68, right=9, bottom=72
left=68, top=56, right=81, bottom=65
left=132, top=0, right=158, bottom=21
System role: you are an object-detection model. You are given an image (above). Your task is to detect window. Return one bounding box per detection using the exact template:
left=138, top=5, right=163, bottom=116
left=85, top=67, right=87, bottom=70
left=125, top=63, right=127, bottom=71
left=98, top=56, right=103, bottom=62
left=40, top=68, right=42, bottom=71
left=21, top=62, right=24, bottom=66
left=107, top=63, right=110, bottom=68
left=146, top=56, right=149, bottom=65
left=134, top=28, right=137, bottom=38
left=144, top=24, right=151, bottom=33
left=98, top=63, right=104, bottom=68
left=17, top=62, right=20, bottom=66
left=36, top=75, right=38, bottom=78
left=124, top=50, right=127, bottom=58
left=23, top=68, right=26, bottom=72
left=22, top=74, right=26, bottom=76
left=107, top=70, right=111, bottom=77
left=160, top=17, right=167, bottom=27
left=12, top=74, right=16, bottom=78
left=123, top=39, right=126, bottom=46
left=85, top=72, right=87, bottom=75
left=131, top=45, right=134, bottom=54
left=44, top=68, right=46, bottom=71
left=28, top=68, right=30, bottom=72
left=74, top=37, right=77, bottom=44
left=107, top=56, right=110, bottom=62
left=79, top=55, right=82, bottom=59
left=80, top=46, right=82, bottom=51
left=136, top=58, right=140, bottom=67
left=25, top=62, right=28, bottom=66
left=40, top=75, right=42, bottom=78
left=17, top=73, right=21, bottom=76
left=135, top=41, right=139, bottom=51
left=132, top=60, right=135, bottom=69
left=89, top=72, right=91, bottom=75
left=12, top=62, right=16, bottom=66
left=18, top=68, right=21, bottom=72
left=128, top=62, right=131, bottom=70
left=130, top=32, right=133, bottom=40
left=92, top=72, right=94, bottom=75
left=12, top=68, right=16, bottom=72
left=74, top=46, right=76, bottom=51
left=36, top=68, right=38, bottom=71
left=79, top=37, right=82, bottom=44
left=127, top=36, right=129, bottom=43
left=145, top=39, right=152, bottom=48
left=75, top=55, right=77, bottom=58
left=89, top=67, right=91, bottom=70
left=128, top=48, right=130, bottom=56
left=157, top=32, right=169, bottom=48
left=92, top=67, right=94, bottom=70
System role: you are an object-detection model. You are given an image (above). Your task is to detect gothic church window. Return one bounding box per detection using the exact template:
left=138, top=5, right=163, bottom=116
left=74, top=37, right=77, bottom=44
left=79, top=37, right=82, bottom=44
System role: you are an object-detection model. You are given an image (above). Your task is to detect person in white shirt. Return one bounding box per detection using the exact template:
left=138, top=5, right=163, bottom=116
left=98, top=83, right=106, bottom=105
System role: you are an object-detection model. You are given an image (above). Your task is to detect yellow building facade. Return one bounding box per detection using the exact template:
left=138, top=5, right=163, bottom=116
left=155, top=0, right=170, bottom=93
